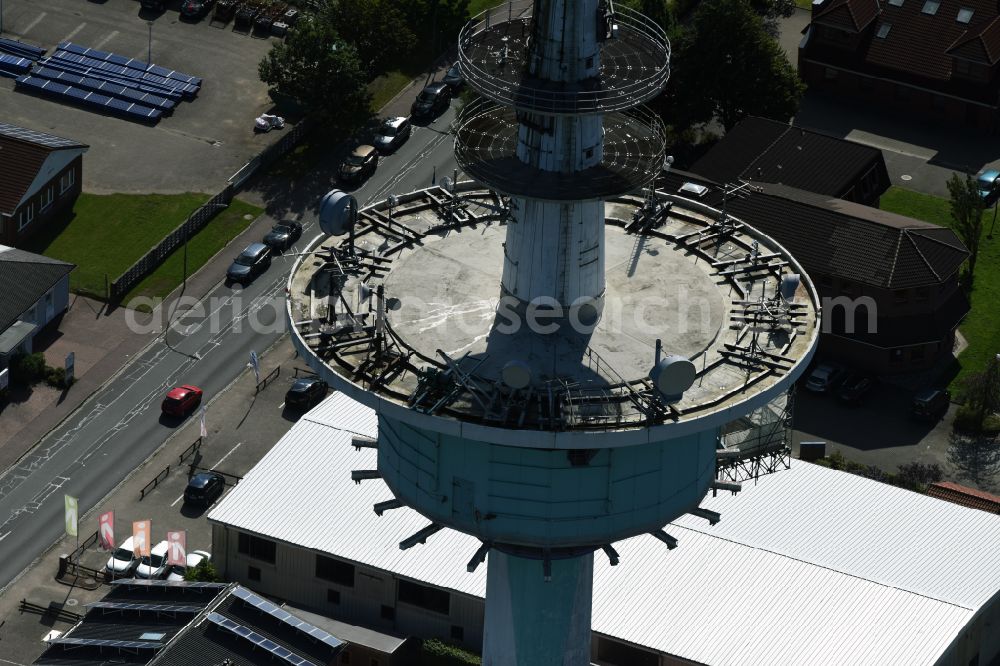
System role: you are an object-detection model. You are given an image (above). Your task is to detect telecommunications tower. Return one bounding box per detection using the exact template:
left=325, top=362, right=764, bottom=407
left=288, top=1, right=820, bottom=664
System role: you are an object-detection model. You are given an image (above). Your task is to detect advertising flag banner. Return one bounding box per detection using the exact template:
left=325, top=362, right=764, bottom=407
left=167, top=531, right=187, bottom=567
left=64, top=495, right=78, bottom=537
left=200, top=406, right=207, bottom=438
left=249, top=350, right=260, bottom=383
left=132, top=520, right=151, bottom=557
left=99, top=511, right=115, bottom=551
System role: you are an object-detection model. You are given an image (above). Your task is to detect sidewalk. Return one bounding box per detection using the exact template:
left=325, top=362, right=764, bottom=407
left=0, top=60, right=448, bottom=477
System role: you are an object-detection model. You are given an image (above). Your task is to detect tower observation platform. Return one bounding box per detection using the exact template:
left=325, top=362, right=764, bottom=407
left=286, top=2, right=821, bottom=664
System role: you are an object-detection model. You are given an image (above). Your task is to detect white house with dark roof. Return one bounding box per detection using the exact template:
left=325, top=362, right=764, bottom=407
left=0, top=244, right=74, bottom=370
left=0, top=122, right=88, bottom=248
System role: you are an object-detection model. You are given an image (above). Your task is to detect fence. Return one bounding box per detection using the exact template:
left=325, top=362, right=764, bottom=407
left=140, top=464, right=171, bottom=500
left=108, top=116, right=313, bottom=304
left=20, top=598, right=83, bottom=623
left=67, top=530, right=100, bottom=563
left=256, top=365, right=280, bottom=393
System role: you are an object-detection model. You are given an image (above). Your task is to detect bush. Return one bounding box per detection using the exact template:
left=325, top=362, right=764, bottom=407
left=953, top=404, right=1000, bottom=434
left=10, top=352, right=47, bottom=385
left=420, top=639, right=480, bottom=666
left=45, top=366, right=74, bottom=390
left=184, top=559, right=221, bottom=582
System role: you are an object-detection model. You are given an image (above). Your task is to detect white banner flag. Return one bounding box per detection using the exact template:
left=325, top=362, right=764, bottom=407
left=167, top=531, right=187, bottom=567
left=99, top=510, right=115, bottom=551
left=249, top=350, right=260, bottom=383
left=64, top=495, right=78, bottom=537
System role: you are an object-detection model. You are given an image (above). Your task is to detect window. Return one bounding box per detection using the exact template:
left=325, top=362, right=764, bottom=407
left=891, top=349, right=904, bottom=364
left=380, top=605, right=395, bottom=621
left=451, top=625, right=464, bottom=641
left=41, top=186, right=54, bottom=211
left=248, top=565, right=261, bottom=581
left=59, top=169, right=76, bottom=195
left=238, top=533, right=276, bottom=563
left=888, top=0, right=903, bottom=5
left=398, top=579, right=450, bottom=615
left=18, top=203, right=34, bottom=231
left=327, top=589, right=341, bottom=605
left=876, top=23, right=891, bottom=38
left=824, top=67, right=838, bottom=80
left=954, top=59, right=972, bottom=75
left=316, top=555, right=355, bottom=587
left=921, top=0, right=940, bottom=14
left=957, top=7, right=974, bottom=22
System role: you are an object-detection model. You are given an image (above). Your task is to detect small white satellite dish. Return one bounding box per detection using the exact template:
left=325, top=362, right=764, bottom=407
left=650, top=354, right=696, bottom=401
left=441, top=176, right=454, bottom=192
left=319, top=190, right=358, bottom=236
left=780, top=274, right=800, bottom=302
left=502, top=359, right=532, bottom=390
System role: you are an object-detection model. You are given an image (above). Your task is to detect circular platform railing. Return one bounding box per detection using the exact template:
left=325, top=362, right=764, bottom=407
left=455, top=98, right=668, bottom=201
left=457, top=0, right=670, bottom=115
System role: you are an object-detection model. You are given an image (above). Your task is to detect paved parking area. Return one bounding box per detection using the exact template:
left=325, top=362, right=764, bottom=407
left=0, top=0, right=284, bottom=194
left=0, top=334, right=314, bottom=663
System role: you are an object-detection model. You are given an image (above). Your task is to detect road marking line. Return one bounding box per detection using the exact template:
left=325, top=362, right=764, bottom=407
left=61, top=23, right=88, bottom=44
left=94, top=30, right=119, bottom=50
left=279, top=402, right=285, bottom=410
left=170, top=494, right=185, bottom=507
left=21, top=12, right=47, bottom=36
left=213, top=441, right=243, bottom=469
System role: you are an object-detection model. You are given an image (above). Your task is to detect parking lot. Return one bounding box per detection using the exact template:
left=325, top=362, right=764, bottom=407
left=0, top=334, right=315, bottom=662
left=0, top=0, right=285, bottom=194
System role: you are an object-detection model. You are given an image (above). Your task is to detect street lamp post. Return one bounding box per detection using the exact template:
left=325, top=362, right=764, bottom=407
left=147, top=21, right=153, bottom=64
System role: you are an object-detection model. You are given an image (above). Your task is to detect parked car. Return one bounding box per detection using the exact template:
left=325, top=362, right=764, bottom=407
left=441, top=61, right=464, bottom=90
left=140, top=0, right=166, bottom=11
left=836, top=372, right=878, bottom=405
left=166, top=550, right=212, bottom=581
left=977, top=169, right=1000, bottom=207
left=410, top=82, right=453, bottom=119
left=285, top=377, right=329, bottom=411
left=106, top=536, right=139, bottom=576
left=911, top=388, right=951, bottom=421
left=339, top=145, right=378, bottom=184
left=373, top=116, right=412, bottom=154
left=226, top=242, right=272, bottom=285
left=184, top=471, right=227, bottom=507
left=180, top=0, right=215, bottom=19
left=135, top=540, right=170, bottom=579
left=263, top=220, right=303, bottom=251
left=161, top=385, right=203, bottom=417
left=804, top=363, right=845, bottom=393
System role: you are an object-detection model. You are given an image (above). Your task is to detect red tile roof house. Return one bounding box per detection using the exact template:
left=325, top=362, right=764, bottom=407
left=799, top=0, right=1000, bottom=131
left=0, top=123, right=88, bottom=248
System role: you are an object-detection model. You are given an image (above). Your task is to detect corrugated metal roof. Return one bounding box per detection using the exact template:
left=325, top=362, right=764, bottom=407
left=209, top=392, right=1000, bottom=665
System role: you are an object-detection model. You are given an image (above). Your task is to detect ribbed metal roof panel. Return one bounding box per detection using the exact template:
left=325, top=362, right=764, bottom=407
left=209, top=393, right=997, bottom=665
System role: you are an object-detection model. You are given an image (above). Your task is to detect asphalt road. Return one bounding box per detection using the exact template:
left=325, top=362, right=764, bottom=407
left=0, top=104, right=460, bottom=591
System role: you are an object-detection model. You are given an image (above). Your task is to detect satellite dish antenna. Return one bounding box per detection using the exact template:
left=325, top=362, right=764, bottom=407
left=388, top=194, right=399, bottom=207
left=780, top=274, right=800, bottom=302
left=502, top=360, right=532, bottom=390
left=649, top=354, right=696, bottom=402
left=319, top=190, right=358, bottom=236
left=385, top=297, right=402, bottom=311
left=441, top=176, right=454, bottom=192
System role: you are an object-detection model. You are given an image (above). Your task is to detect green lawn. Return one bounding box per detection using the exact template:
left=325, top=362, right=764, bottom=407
left=122, top=198, right=263, bottom=306
left=880, top=186, right=1000, bottom=392
left=24, top=193, right=261, bottom=303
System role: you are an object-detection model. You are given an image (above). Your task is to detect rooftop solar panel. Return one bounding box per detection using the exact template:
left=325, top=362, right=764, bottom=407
left=205, top=612, right=320, bottom=666
left=0, top=120, right=82, bottom=148
left=49, top=637, right=164, bottom=649
left=110, top=579, right=228, bottom=588
left=87, top=601, right=203, bottom=613
left=231, top=586, right=344, bottom=650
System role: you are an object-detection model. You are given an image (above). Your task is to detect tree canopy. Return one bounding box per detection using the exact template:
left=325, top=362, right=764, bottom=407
left=665, top=0, right=804, bottom=131
left=324, top=0, right=416, bottom=77
left=947, top=172, right=986, bottom=286
left=258, top=14, right=371, bottom=131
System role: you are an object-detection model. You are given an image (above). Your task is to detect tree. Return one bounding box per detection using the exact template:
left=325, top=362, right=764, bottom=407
left=749, top=0, right=796, bottom=37
left=325, top=0, right=416, bottom=77
left=960, top=354, right=1000, bottom=434
left=666, top=0, right=804, bottom=131
left=947, top=173, right=986, bottom=286
left=401, top=0, right=471, bottom=56
left=948, top=431, right=1000, bottom=489
left=184, top=558, right=221, bottom=582
left=258, top=13, right=371, bottom=132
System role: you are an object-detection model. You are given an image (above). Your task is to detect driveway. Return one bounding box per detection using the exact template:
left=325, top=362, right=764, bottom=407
left=0, top=0, right=282, bottom=193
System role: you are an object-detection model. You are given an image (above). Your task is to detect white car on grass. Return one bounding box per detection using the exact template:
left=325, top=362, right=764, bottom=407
left=166, top=550, right=212, bottom=582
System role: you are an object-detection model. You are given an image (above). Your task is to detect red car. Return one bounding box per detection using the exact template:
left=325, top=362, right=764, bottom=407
left=161, top=385, right=203, bottom=417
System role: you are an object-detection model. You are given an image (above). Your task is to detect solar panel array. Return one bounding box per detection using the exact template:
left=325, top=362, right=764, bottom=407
left=0, top=37, right=45, bottom=61
left=0, top=54, right=31, bottom=78
left=13, top=41, right=201, bottom=123
left=232, top=586, right=344, bottom=650
left=49, top=636, right=164, bottom=650
left=87, top=601, right=204, bottom=613
left=109, top=578, right=228, bottom=589
left=205, top=612, right=319, bottom=666
left=0, top=121, right=82, bottom=148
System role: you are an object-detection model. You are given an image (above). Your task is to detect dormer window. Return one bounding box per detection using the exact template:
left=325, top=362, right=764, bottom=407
left=957, top=7, right=974, bottom=22
left=888, top=0, right=903, bottom=6
left=922, top=0, right=940, bottom=15
left=877, top=23, right=892, bottom=38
